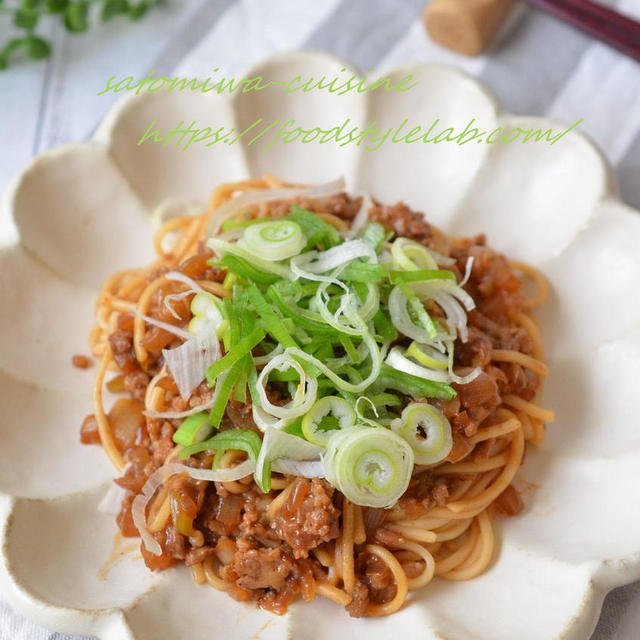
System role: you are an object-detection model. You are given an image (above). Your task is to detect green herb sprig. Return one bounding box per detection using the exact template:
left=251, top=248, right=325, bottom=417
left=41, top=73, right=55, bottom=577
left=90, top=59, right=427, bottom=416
left=0, top=0, right=165, bottom=70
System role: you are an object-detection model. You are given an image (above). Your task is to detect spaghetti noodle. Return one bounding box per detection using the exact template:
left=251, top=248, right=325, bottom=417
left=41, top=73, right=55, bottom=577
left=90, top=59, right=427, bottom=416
left=80, top=176, right=553, bottom=617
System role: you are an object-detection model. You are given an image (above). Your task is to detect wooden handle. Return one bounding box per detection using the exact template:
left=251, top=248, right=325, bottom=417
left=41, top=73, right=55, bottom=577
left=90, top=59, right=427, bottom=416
left=423, top=0, right=516, bottom=56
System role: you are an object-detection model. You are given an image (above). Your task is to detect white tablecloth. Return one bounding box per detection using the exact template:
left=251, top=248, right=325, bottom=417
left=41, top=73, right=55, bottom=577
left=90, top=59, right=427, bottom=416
left=1, top=0, right=639, bottom=637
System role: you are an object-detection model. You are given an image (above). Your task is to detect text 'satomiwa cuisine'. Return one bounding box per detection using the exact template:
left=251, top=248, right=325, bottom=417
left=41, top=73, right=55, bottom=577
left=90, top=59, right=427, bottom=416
left=80, top=176, right=554, bottom=617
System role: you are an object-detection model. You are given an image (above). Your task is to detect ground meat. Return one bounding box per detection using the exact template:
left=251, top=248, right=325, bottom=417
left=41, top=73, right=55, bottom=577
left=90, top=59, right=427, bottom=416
left=79, top=414, right=100, bottom=444
left=115, top=447, right=152, bottom=492
left=454, top=326, right=493, bottom=368
left=346, top=580, right=369, bottom=617
left=225, top=399, right=260, bottom=432
left=495, top=484, right=524, bottom=516
left=108, top=329, right=138, bottom=373
left=116, top=492, right=137, bottom=537
left=123, top=370, right=151, bottom=403
left=369, top=201, right=433, bottom=245
left=269, top=193, right=362, bottom=220
left=229, top=548, right=295, bottom=591
left=185, top=545, right=216, bottom=567
left=451, top=370, right=501, bottom=437
left=72, top=354, right=91, bottom=368
left=271, top=478, right=340, bottom=558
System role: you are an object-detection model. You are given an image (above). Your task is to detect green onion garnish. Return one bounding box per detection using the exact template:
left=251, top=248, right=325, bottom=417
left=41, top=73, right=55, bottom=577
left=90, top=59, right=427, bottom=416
left=170, top=197, right=478, bottom=508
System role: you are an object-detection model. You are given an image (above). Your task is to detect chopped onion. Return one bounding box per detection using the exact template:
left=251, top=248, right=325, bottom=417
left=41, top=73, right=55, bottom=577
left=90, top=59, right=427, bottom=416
left=162, top=329, right=220, bottom=400
left=207, top=177, right=346, bottom=234
left=98, top=482, right=129, bottom=515
left=132, top=461, right=254, bottom=555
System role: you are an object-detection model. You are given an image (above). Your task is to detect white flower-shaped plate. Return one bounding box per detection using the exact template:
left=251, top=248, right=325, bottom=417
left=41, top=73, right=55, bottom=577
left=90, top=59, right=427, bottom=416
left=1, top=51, right=639, bottom=640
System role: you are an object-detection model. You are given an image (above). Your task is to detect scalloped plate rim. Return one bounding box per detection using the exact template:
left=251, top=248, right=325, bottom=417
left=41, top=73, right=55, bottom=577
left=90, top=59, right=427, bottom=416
left=0, top=50, right=639, bottom=640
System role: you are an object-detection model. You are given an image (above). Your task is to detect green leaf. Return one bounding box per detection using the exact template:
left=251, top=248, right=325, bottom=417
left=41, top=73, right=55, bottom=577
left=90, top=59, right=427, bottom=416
left=25, top=35, right=51, bottom=59
left=101, top=0, right=129, bottom=21
left=45, top=0, right=69, bottom=12
left=22, top=0, right=45, bottom=9
left=64, top=0, right=89, bottom=31
left=128, top=1, right=149, bottom=19
left=0, top=38, right=27, bottom=71
left=14, top=8, right=39, bottom=29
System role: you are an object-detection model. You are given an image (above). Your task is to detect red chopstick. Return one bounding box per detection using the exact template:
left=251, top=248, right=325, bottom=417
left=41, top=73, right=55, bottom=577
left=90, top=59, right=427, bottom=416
left=522, top=0, right=640, bottom=62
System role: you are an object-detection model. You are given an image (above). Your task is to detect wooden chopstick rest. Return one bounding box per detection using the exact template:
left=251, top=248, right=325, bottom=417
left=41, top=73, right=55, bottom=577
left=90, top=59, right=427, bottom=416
left=423, top=0, right=517, bottom=56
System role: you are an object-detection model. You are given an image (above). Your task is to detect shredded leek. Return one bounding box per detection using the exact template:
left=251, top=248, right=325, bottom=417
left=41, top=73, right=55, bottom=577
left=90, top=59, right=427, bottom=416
left=169, top=188, right=483, bottom=508
left=301, top=396, right=356, bottom=446
left=242, top=220, right=306, bottom=261
left=322, top=426, right=414, bottom=508
left=390, top=403, right=453, bottom=465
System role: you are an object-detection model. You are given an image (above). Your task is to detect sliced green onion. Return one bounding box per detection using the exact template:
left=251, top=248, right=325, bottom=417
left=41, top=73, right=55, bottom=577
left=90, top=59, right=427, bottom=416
left=242, top=220, right=306, bottom=261
left=257, top=353, right=318, bottom=421
left=256, top=427, right=323, bottom=493
left=221, top=216, right=276, bottom=232
left=378, top=363, right=457, bottom=400
left=390, top=403, right=452, bottom=465
left=361, top=222, right=387, bottom=252
left=339, top=335, right=361, bottom=364
left=287, top=316, right=382, bottom=394
left=367, top=393, right=403, bottom=408
left=388, top=285, right=438, bottom=343
left=208, top=237, right=290, bottom=277
left=222, top=271, right=237, bottom=290
left=322, top=427, right=414, bottom=508
left=301, top=396, right=356, bottom=446
left=267, top=284, right=339, bottom=336
left=188, top=292, right=226, bottom=337
left=387, top=345, right=481, bottom=385
left=341, top=261, right=387, bottom=283
left=399, top=282, right=438, bottom=340
left=172, top=412, right=214, bottom=447
left=285, top=206, right=341, bottom=249
left=247, top=285, right=298, bottom=349
left=208, top=359, right=248, bottom=428
left=391, top=237, right=438, bottom=271
left=406, top=341, right=449, bottom=371
left=179, top=428, right=262, bottom=463
left=373, top=307, right=398, bottom=342
left=218, top=254, right=280, bottom=285
left=205, top=326, right=266, bottom=386
left=388, top=269, right=456, bottom=284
